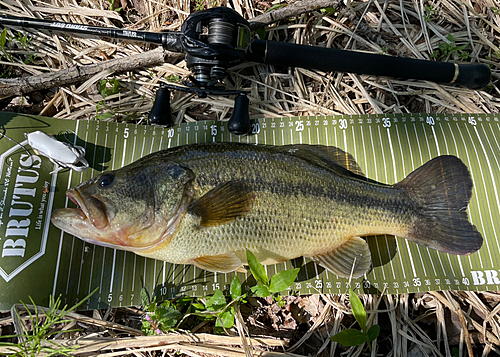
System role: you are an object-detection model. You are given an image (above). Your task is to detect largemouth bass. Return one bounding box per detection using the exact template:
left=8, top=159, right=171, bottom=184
left=51, top=143, right=483, bottom=278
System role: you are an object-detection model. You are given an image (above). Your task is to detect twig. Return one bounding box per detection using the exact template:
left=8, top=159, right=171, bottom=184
left=0, top=48, right=181, bottom=98
left=249, top=0, right=342, bottom=30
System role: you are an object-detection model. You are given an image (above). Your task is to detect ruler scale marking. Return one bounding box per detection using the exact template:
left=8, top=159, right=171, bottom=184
left=2, top=112, right=494, bottom=310
left=395, top=124, right=417, bottom=278
left=454, top=123, right=485, bottom=270
left=387, top=125, right=407, bottom=281
left=415, top=123, right=438, bottom=277
left=463, top=124, right=496, bottom=269
left=377, top=125, right=398, bottom=281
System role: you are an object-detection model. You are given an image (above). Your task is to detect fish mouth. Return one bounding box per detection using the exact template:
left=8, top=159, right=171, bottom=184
left=66, top=188, right=109, bottom=229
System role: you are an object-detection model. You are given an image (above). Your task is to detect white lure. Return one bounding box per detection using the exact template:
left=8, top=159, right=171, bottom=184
left=24, top=131, right=89, bottom=172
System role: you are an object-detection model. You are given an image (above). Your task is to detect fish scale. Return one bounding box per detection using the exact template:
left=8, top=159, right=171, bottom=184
left=163, top=187, right=408, bottom=263
left=51, top=142, right=483, bottom=278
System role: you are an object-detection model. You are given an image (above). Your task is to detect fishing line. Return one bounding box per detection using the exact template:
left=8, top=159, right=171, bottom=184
left=0, top=130, right=34, bottom=171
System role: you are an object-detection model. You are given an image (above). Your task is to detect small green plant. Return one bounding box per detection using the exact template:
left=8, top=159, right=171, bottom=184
left=204, top=276, right=245, bottom=330
left=141, top=275, right=246, bottom=334
left=424, top=5, right=437, bottom=22
left=141, top=251, right=300, bottom=335
left=107, top=0, right=122, bottom=12
left=166, top=74, right=181, bottom=83
left=330, top=288, right=380, bottom=348
left=195, top=0, right=205, bottom=11
left=246, top=249, right=300, bottom=299
left=491, top=7, right=500, bottom=15
left=95, top=78, right=121, bottom=120
left=430, top=34, right=469, bottom=61
left=0, top=28, right=13, bottom=62
left=0, top=289, right=98, bottom=356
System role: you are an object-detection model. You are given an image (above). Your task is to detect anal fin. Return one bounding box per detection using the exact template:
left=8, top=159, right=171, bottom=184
left=192, top=252, right=243, bottom=273
left=310, top=236, right=371, bottom=278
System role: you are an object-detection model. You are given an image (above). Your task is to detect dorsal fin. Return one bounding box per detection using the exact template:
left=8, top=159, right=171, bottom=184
left=279, top=145, right=364, bottom=176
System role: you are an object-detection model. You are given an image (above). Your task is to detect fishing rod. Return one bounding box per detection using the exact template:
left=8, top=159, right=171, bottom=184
left=0, top=7, right=492, bottom=134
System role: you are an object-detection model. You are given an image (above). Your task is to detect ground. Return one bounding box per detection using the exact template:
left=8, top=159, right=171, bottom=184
left=0, top=0, right=499, bottom=356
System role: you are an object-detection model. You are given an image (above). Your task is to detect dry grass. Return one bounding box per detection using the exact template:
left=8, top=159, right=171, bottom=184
left=0, top=0, right=498, bottom=118
left=0, top=0, right=499, bottom=356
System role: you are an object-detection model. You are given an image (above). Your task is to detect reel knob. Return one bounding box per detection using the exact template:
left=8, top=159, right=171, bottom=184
left=148, top=85, right=174, bottom=126
left=228, top=94, right=251, bottom=135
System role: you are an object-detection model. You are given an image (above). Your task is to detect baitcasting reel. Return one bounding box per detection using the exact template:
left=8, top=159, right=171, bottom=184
left=148, top=7, right=253, bottom=134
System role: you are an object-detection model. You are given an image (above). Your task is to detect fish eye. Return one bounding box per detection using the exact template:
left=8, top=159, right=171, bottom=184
left=98, top=174, right=114, bottom=188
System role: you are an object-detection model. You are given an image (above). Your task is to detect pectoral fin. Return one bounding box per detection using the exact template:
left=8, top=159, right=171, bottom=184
left=192, top=252, right=243, bottom=273
left=189, top=181, right=254, bottom=227
left=310, top=236, right=371, bottom=278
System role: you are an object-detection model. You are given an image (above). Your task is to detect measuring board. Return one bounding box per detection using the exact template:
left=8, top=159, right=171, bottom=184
left=0, top=112, right=499, bottom=310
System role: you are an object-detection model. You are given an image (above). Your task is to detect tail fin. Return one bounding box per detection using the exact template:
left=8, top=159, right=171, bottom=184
left=396, top=155, right=483, bottom=255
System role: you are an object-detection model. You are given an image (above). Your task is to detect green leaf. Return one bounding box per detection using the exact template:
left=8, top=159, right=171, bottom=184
left=99, top=80, right=107, bottom=98
left=250, top=285, right=271, bottom=298
left=269, top=268, right=300, bottom=293
left=349, top=288, right=367, bottom=333
left=206, top=289, right=226, bottom=312
left=321, top=7, right=336, bottom=13
left=230, top=275, right=242, bottom=300
left=0, top=29, right=7, bottom=49
left=111, top=78, right=120, bottom=95
left=330, top=329, right=367, bottom=346
left=96, top=112, right=114, bottom=120
left=192, top=302, right=206, bottom=311
left=265, top=4, right=287, bottom=12
left=215, top=308, right=235, bottom=329
left=140, top=288, right=150, bottom=308
left=246, top=250, right=269, bottom=286
left=366, top=324, right=380, bottom=342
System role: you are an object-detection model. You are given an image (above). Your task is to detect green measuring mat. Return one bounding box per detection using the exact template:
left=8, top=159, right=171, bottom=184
left=0, top=112, right=498, bottom=310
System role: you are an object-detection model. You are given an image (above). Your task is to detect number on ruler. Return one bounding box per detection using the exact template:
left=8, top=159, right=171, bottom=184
left=339, top=119, right=348, bottom=129
left=124, top=128, right=129, bottom=138
left=468, top=116, right=477, bottom=126
left=295, top=120, right=304, bottom=131
left=167, top=128, right=174, bottom=138
left=251, top=123, right=260, bottom=134
left=426, top=116, right=435, bottom=126
left=382, top=117, right=391, bottom=128
left=211, top=125, right=217, bottom=136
